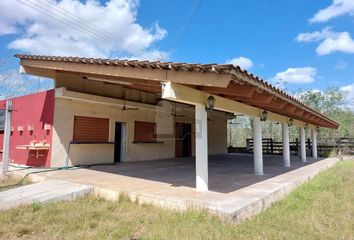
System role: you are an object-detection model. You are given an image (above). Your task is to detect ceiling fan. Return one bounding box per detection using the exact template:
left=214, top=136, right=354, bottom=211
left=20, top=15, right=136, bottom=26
left=111, top=88, right=139, bottom=111
left=111, top=100, right=139, bottom=111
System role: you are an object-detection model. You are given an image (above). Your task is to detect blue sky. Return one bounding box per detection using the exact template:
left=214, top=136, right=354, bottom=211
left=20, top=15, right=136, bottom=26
left=0, top=0, right=353, bottom=98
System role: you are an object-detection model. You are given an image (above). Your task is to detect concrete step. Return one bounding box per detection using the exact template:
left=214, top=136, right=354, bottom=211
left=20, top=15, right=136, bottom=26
left=0, top=180, right=93, bottom=210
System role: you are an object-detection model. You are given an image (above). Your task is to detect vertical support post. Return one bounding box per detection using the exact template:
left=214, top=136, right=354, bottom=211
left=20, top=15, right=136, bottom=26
left=195, top=104, right=208, bottom=191
left=1, top=100, right=12, bottom=175
left=253, top=116, right=263, bottom=175
left=282, top=123, right=291, bottom=167
left=300, top=126, right=306, bottom=162
left=311, top=128, right=317, bottom=159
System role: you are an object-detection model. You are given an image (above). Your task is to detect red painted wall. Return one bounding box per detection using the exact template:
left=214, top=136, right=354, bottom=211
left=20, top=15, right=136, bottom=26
left=0, top=90, right=54, bottom=167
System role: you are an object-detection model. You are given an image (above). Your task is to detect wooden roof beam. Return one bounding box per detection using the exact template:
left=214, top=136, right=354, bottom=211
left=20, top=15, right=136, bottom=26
left=283, top=104, right=297, bottom=114
left=295, top=108, right=305, bottom=116
left=199, top=84, right=257, bottom=98
left=127, top=84, right=161, bottom=94
left=230, top=91, right=274, bottom=104
left=267, top=98, right=288, bottom=109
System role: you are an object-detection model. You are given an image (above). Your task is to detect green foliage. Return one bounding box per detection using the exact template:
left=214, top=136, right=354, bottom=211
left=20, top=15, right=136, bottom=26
left=228, top=87, right=353, bottom=147
left=228, top=116, right=253, bottom=147
left=31, top=203, right=42, bottom=213
left=299, top=87, right=348, bottom=114
left=296, top=87, right=354, bottom=139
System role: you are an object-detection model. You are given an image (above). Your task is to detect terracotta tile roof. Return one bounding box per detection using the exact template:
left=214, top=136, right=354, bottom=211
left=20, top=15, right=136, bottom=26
left=14, top=54, right=339, bottom=128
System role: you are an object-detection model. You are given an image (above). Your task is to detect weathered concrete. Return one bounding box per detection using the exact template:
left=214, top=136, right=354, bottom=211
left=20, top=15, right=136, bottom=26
left=6, top=154, right=340, bottom=221
left=0, top=179, right=92, bottom=210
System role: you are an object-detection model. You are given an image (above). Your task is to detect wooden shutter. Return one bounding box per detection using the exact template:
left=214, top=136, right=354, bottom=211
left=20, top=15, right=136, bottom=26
left=134, top=121, right=156, bottom=142
left=73, top=116, right=109, bottom=142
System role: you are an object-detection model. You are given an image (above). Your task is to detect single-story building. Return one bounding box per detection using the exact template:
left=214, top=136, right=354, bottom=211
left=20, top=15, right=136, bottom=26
left=0, top=54, right=339, bottom=191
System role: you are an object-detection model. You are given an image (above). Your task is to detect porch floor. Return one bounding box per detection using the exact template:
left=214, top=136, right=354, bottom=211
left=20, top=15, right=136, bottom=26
left=8, top=154, right=339, bottom=221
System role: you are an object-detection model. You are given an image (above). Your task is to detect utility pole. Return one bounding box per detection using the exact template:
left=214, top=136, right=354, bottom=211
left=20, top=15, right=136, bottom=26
left=1, top=100, right=12, bottom=176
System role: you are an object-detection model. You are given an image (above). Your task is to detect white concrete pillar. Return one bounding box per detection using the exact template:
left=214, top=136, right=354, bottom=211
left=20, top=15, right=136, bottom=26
left=311, top=128, right=318, bottom=159
left=282, top=123, right=291, bottom=167
left=195, top=104, right=208, bottom=191
left=253, top=116, right=263, bottom=175
left=1, top=100, right=12, bottom=176
left=300, top=127, right=306, bottom=162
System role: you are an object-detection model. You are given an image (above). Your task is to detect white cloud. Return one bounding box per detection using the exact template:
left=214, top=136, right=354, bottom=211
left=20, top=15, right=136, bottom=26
left=296, top=27, right=354, bottom=55
left=310, top=0, right=354, bottom=23
left=272, top=67, right=317, bottom=86
left=226, top=56, right=253, bottom=70
left=0, top=0, right=167, bottom=60
left=340, top=83, right=354, bottom=105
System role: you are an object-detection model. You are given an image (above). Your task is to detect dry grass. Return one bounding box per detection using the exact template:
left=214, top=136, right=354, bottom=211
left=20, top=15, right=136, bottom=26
left=0, top=175, right=31, bottom=192
left=0, top=160, right=353, bottom=240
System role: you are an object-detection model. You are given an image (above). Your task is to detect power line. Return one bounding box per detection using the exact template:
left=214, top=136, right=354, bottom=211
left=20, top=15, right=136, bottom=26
left=36, top=0, right=149, bottom=57
left=14, top=0, right=162, bottom=60
left=172, top=0, right=203, bottom=49
left=16, top=0, right=122, bottom=53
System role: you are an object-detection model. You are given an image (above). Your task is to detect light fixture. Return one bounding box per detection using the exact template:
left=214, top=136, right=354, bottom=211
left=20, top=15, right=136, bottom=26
left=260, top=110, right=268, bottom=121
left=205, top=95, right=216, bottom=111
left=288, top=118, right=294, bottom=126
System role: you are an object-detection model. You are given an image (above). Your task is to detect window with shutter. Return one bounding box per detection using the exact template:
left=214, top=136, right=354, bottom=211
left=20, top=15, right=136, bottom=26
left=73, top=116, right=109, bottom=142
left=134, top=121, right=157, bottom=143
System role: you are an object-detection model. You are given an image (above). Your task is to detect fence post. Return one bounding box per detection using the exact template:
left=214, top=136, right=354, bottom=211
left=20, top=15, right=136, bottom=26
left=270, top=138, right=274, bottom=155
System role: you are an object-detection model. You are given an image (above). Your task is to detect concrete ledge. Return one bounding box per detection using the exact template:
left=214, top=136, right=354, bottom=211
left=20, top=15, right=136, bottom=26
left=216, top=157, right=339, bottom=221
left=0, top=180, right=93, bottom=210
left=3, top=157, right=341, bottom=222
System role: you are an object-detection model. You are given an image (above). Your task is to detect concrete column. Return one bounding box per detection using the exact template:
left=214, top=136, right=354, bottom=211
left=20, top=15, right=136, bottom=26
left=300, top=127, right=306, bottom=162
left=282, top=123, right=291, bottom=167
left=195, top=104, right=208, bottom=191
left=253, top=116, right=263, bottom=175
left=1, top=100, right=12, bottom=175
left=311, top=128, right=318, bottom=159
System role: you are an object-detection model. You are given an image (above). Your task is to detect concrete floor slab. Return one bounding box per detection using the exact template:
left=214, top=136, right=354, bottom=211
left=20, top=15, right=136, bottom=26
left=6, top=154, right=339, bottom=220
left=0, top=180, right=93, bottom=210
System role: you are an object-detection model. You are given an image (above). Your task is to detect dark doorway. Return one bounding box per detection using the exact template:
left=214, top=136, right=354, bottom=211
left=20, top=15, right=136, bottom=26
left=114, top=122, right=125, bottom=163
left=175, top=122, right=192, bottom=157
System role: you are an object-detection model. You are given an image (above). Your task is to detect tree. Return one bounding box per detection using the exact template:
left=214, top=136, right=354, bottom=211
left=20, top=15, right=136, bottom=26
left=296, top=87, right=354, bottom=140
left=228, top=87, right=354, bottom=147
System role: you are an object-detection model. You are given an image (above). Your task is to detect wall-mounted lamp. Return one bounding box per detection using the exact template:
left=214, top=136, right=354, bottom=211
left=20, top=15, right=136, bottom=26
left=205, top=95, right=216, bottom=111
left=260, top=111, right=268, bottom=121
left=288, top=118, right=294, bottom=127
left=305, top=123, right=309, bottom=129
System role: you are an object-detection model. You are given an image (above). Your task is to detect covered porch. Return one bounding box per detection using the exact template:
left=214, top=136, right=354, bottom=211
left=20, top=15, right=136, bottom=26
left=10, top=153, right=339, bottom=220
left=14, top=54, right=339, bottom=193
left=49, top=153, right=321, bottom=194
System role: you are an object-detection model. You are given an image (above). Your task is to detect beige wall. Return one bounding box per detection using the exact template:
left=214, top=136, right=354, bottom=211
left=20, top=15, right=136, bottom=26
left=51, top=91, right=228, bottom=167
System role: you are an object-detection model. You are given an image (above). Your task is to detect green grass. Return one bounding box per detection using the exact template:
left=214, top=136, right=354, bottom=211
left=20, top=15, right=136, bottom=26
left=0, top=160, right=353, bottom=240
